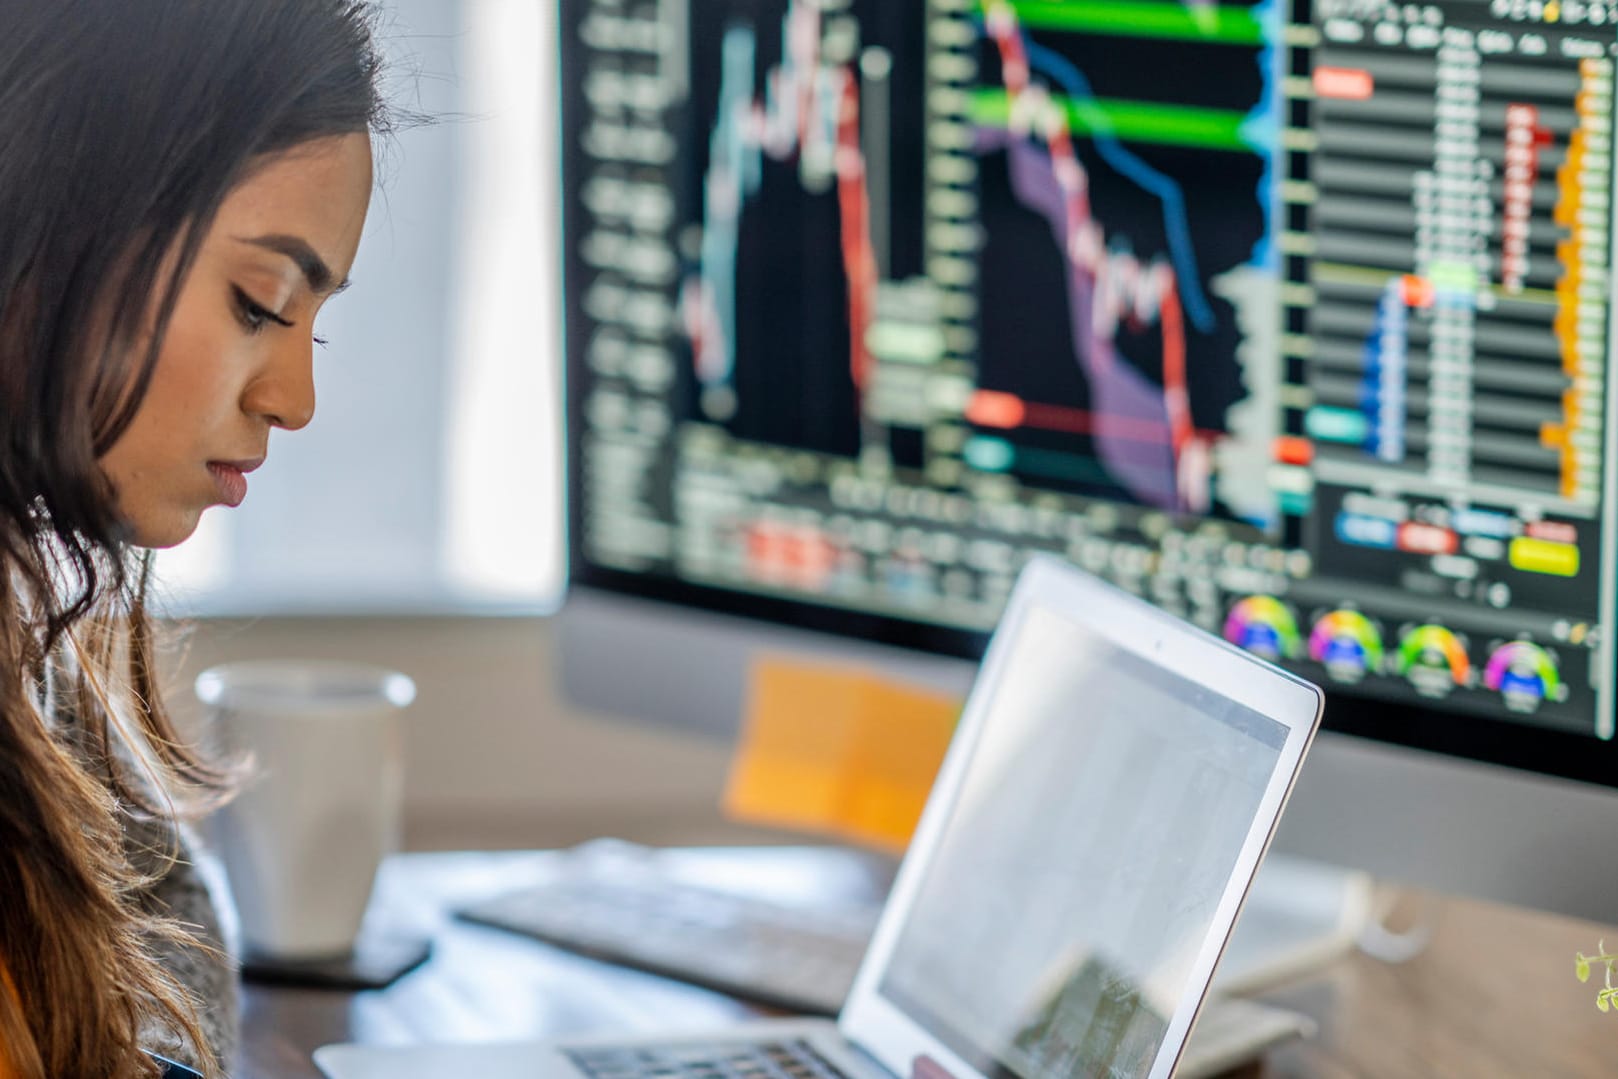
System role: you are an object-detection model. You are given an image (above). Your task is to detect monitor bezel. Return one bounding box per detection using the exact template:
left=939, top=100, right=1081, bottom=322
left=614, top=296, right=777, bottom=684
left=571, top=556, right=1618, bottom=793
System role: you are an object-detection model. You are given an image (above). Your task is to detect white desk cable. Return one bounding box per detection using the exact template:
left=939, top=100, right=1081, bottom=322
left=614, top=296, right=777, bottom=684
left=1356, top=886, right=1441, bottom=965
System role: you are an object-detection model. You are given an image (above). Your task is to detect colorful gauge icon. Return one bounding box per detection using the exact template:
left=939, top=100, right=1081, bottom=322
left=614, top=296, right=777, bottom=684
left=1308, top=609, right=1384, bottom=682
left=1484, top=641, right=1561, bottom=713
left=1223, top=596, right=1302, bottom=661
left=1396, top=624, right=1471, bottom=697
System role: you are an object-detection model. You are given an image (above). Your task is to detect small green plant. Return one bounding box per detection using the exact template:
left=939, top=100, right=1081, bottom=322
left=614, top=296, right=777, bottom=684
left=1574, top=941, right=1618, bottom=1012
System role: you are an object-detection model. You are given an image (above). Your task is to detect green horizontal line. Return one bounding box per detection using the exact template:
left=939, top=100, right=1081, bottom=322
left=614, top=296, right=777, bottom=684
left=983, top=0, right=1267, bottom=45
left=1313, top=261, right=1560, bottom=306
left=971, top=88, right=1249, bottom=151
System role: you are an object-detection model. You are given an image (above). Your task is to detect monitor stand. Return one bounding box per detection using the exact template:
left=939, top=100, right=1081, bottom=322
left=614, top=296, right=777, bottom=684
left=1213, top=854, right=1378, bottom=995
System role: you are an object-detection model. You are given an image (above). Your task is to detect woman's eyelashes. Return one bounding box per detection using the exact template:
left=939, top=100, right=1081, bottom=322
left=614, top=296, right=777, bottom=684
left=231, top=284, right=293, bottom=334
left=233, top=284, right=331, bottom=347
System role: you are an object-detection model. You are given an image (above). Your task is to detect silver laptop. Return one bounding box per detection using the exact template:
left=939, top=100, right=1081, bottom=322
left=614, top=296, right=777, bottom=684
left=317, top=556, right=1324, bottom=1079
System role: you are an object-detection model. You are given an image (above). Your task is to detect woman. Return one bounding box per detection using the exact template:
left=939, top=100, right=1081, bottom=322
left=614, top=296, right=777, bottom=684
left=0, top=3, right=388, bottom=1076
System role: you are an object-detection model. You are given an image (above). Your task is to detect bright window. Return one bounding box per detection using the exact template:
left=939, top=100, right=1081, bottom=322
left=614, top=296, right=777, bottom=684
left=157, top=0, right=564, bottom=615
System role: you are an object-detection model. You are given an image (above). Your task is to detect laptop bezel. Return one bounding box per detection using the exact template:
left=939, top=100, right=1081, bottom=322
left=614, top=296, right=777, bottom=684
left=835, top=555, right=1325, bottom=1079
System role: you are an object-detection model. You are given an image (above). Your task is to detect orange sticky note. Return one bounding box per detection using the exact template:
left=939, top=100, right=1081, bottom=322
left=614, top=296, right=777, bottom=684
left=722, top=656, right=960, bottom=853
left=839, top=679, right=960, bottom=850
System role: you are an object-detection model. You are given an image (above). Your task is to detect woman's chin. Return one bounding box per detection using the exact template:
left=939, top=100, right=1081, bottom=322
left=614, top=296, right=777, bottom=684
left=124, top=508, right=206, bottom=551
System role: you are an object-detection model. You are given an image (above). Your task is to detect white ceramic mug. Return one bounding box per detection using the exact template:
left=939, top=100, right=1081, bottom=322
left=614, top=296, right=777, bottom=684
left=196, top=660, right=416, bottom=961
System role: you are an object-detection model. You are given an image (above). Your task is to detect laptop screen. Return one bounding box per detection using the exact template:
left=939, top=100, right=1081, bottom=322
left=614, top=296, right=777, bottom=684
left=877, top=604, right=1288, bottom=1079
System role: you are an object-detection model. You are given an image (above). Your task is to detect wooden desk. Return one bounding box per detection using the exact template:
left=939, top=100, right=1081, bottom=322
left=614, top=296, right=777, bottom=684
left=236, top=849, right=1616, bottom=1079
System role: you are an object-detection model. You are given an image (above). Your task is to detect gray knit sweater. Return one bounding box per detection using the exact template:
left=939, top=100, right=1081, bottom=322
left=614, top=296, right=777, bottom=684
left=126, top=809, right=240, bottom=1075
left=42, top=658, right=240, bottom=1074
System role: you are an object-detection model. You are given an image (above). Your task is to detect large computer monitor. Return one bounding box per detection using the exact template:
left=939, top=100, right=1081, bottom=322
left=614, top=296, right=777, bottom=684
left=558, top=0, right=1618, bottom=920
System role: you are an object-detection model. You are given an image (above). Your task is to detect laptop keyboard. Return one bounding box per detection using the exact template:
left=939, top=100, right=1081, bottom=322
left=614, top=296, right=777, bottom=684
left=566, top=1040, right=851, bottom=1079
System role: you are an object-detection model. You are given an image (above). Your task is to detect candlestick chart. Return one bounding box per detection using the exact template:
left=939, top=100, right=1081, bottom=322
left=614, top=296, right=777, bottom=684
left=961, top=0, right=1277, bottom=517
left=666, top=0, right=1279, bottom=520
left=677, top=0, right=917, bottom=458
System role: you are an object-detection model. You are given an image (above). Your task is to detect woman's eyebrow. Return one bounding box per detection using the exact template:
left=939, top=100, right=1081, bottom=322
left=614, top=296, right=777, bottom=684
left=234, top=233, right=351, bottom=295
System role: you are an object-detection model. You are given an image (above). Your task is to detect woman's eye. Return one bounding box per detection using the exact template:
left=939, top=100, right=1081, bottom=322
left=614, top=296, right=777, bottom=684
left=232, top=286, right=291, bottom=334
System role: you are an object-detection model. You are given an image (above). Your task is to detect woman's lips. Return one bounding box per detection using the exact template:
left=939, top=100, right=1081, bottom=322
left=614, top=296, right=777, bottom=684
left=207, top=458, right=263, bottom=508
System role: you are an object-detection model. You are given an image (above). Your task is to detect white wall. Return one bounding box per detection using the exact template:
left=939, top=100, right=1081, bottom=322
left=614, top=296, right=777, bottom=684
left=165, top=616, right=783, bottom=850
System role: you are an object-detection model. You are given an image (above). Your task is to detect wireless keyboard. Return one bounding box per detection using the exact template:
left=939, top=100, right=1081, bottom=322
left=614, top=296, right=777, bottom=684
left=456, top=844, right=882, bottom=1016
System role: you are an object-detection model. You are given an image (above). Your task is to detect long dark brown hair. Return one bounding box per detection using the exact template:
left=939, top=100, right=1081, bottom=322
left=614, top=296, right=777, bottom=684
left=0, top=3, right=388, bottom=1075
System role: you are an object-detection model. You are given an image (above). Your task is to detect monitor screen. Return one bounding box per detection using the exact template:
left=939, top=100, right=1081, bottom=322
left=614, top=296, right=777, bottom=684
left=876, top=603, right=1288, bottom=1079
left=561, top=0, right=1618, bottom=785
